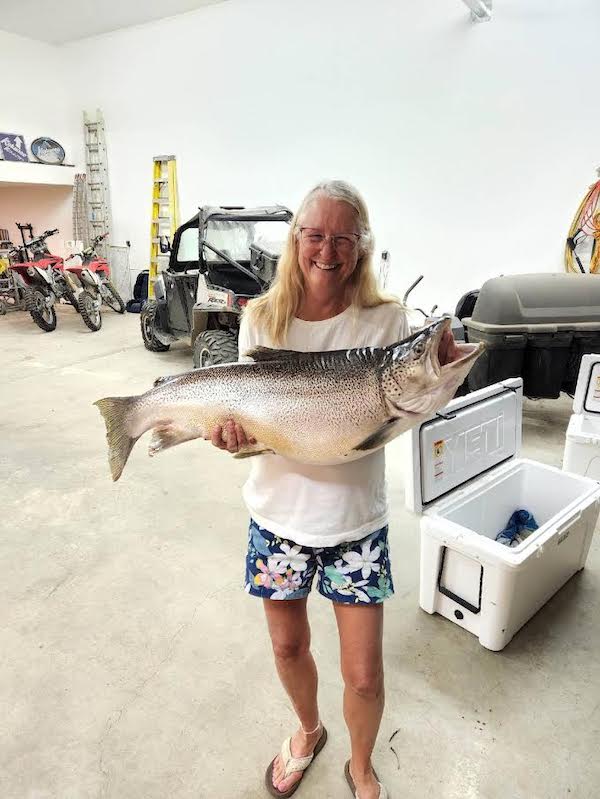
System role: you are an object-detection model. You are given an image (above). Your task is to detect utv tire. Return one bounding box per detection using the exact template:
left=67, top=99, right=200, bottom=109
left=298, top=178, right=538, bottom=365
left=193, top=329, right=238, bottom=368
left=141, top=300, right=170, bottom=352
left=78, top=289, right=102, bottom=332
left=103, top=280, right=126, bottom=313
left=29, top=288, right=57, bottom=332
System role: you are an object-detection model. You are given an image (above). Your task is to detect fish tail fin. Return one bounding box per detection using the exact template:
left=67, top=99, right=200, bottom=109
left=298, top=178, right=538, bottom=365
left=94, top=396, right=138, bottom=481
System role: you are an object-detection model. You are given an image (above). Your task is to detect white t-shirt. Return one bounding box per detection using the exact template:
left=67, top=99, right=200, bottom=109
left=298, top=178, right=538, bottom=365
left=237, top=302, right=410, bottom=548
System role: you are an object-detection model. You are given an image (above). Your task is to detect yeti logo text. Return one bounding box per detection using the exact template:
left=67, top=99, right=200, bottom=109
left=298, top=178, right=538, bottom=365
left=443, top=413, right=504, bottom=475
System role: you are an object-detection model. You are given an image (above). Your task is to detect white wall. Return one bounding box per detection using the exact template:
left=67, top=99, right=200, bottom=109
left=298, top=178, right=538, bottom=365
left=63, top=0, right=600, bottom=311
left=0, top=30, right=82, bottom=247
left=0, top=185, right=74, bottom=259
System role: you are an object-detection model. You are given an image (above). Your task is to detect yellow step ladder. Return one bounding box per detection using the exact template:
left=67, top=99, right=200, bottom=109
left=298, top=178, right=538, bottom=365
left=0, top=227, right=10, bottom=273
left=149, top=155, right=179, bottom=298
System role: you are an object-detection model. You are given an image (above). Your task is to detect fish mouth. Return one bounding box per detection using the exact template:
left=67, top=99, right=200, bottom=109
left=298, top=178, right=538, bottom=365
left=440, top=340, right=485, bottom=373
left=423, top=317, right=484, bottom=377
left=426, top=317, right=451, bottom=377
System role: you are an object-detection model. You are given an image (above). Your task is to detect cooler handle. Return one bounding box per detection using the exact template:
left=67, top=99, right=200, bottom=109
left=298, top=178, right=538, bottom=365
left=556, top=511, right=582, bottom=541
left=436, top=546, right=483, bottom=615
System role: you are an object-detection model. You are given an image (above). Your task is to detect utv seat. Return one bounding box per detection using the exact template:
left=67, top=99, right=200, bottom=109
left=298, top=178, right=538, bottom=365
left=206, top=262, right=262, bottom=295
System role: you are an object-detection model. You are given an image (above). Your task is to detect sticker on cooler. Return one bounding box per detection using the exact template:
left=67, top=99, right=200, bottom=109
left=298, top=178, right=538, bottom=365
left=433, top=439, right=444, bottom=479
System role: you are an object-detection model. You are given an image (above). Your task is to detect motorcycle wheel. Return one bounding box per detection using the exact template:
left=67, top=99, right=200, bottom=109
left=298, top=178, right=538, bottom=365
left=64, top=285, right=80, bottom=312
left=102, top=280, right=126, bottom=313
left=29, top=287, right=57, bottom=332
left=78, top=289, right=102, bottom=332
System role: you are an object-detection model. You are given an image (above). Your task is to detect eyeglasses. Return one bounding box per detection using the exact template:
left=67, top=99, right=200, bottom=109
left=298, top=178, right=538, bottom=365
left=298, top=227, right=360, bottom=253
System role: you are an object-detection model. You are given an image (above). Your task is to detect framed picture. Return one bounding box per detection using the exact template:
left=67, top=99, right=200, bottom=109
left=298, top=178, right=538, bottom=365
left=0, top=133, right=28, bottom=162
left=31, top=137, right=66, bottom=165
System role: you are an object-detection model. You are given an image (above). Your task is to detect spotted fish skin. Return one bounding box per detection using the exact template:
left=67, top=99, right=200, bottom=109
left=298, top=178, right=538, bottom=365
left=94, top=317, right=483, bottom=481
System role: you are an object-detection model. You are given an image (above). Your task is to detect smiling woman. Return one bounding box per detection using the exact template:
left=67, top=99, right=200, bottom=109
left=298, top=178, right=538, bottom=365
left=207, top=179, right=460, bottom=799
left=244, top=179, right=393, bottom=342
left=295, top=196, right=363, bottom=318
left=205, top=180, right=407, bottom=799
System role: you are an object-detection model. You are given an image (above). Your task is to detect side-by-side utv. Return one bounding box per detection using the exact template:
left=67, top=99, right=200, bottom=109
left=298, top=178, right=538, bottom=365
left=141, top=205, right=293, bottom=366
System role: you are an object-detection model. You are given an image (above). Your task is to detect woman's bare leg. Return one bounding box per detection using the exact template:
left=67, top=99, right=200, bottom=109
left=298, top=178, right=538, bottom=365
left=334, top=602, right=385, bottom=799
left=263, top=598, right=322, bottom=793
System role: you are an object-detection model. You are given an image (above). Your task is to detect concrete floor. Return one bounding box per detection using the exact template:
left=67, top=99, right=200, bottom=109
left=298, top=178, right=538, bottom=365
left=1, top=306, right=599, bottom=799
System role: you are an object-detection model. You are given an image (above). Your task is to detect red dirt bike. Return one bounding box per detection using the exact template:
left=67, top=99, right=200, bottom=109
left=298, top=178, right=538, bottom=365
left=9, top=225, right=101, bottom=332
left=64, top=233, right=125, bottom=315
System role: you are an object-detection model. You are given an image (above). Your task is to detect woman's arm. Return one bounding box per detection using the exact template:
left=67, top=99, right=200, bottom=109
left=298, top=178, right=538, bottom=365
left=237, top=313, right=255, bottom=363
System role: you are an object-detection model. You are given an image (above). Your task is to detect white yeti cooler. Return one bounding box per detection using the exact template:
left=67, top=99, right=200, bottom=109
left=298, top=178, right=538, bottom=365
left=563, top=354, right=600, bottom=480
left=404, top=378, right=600, bottom=651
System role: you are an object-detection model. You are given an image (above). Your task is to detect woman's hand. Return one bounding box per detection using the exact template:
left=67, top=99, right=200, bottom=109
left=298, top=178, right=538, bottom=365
left=206, top=419, right=256, bottom=453
left=438, top=329, right=461, bottom=366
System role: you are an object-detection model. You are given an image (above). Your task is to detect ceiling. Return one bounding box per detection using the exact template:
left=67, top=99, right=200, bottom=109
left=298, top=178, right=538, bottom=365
left=0, top=0, right=233, bottom=44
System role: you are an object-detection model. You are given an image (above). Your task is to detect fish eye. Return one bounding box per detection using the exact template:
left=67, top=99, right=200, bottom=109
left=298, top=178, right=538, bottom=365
left=413, top=338, right=425, bottom=356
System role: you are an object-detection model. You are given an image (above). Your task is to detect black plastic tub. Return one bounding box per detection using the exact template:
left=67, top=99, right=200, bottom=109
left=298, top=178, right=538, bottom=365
left=463, top=274, right=600, bottom=399
left=523, top=332, right=573, bottom=398
left=564, top=332, right=600, bottom=393
left=464, top=329, right=526, bottom=388
left=250, top=244, right=280, bottom=283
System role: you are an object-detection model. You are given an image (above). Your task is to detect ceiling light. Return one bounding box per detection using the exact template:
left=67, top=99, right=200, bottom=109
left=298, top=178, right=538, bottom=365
left=461, top=0, right=492, bottom=22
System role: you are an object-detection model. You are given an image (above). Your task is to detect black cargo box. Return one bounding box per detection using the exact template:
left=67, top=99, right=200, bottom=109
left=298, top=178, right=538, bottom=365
left=249, top=243, right=280, bottom=284
left=463, top=273, right=600, bottom=398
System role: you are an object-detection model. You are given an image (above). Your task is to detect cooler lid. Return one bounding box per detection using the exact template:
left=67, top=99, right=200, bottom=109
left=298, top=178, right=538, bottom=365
left=405, top=378, right=523, bottom=513
left=572, top=353, right=600, bottom=415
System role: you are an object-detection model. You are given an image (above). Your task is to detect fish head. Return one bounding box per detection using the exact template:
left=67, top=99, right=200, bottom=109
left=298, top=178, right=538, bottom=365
left=382, top=317, right=484, bottom=418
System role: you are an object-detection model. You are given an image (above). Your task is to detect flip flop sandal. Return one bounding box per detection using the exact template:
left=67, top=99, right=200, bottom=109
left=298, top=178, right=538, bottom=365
left=265, top=726, right=328, bottom=798
left=344, top=760, right=389, bottom=799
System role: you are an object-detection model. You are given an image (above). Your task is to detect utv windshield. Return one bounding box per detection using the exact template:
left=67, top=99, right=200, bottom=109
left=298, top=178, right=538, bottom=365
left=203, top=220, right=289, bottom=263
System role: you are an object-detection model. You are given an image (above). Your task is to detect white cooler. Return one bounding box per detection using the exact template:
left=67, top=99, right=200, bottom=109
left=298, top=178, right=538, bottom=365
left=563, top=354, right=600, bottom=480
left=404, top=378, right=600, bottom=651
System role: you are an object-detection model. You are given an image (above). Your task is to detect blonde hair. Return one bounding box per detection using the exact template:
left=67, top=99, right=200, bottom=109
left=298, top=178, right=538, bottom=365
left=244, top=179, right=401, bottom=345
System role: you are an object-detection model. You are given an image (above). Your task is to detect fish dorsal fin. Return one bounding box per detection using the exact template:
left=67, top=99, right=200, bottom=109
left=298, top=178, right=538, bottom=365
left=153, top=374, right=179, bottom=388
left=246, top=346, right=305, bottom=363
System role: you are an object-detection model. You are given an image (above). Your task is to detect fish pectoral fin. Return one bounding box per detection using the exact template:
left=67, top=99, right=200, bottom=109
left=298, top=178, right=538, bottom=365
left=148, top=424, right=202, bottom=456
left=353, top=419, right=404, bottom=452
left=246, top=345, right=304, bottom=363
left=233, top=446, right=275, bottom=459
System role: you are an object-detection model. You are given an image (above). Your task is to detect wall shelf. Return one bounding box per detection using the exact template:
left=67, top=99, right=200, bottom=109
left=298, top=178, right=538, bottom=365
left=0, top=159, right=76, bottom=187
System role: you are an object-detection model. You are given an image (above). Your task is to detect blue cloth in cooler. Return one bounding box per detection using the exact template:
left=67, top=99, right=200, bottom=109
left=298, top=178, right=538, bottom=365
left=496, top=509, right=539, bottom=548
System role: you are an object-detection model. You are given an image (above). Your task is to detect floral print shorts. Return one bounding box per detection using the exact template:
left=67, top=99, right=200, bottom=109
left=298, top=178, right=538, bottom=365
left=245, top=519, right=394, bottom=604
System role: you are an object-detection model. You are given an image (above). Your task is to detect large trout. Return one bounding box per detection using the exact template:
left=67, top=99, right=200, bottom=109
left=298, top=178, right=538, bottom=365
left=95, top=317, right=483, bottom=481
